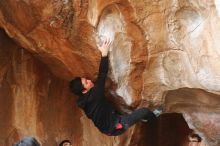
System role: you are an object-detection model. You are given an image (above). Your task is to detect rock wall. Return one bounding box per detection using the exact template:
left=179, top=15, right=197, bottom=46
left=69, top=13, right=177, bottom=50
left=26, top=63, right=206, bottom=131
left=0, top=29, right=82, bottom=145
left=0, top=27, right=192, bottom=146
left=1, top=0, right=220, bottom=145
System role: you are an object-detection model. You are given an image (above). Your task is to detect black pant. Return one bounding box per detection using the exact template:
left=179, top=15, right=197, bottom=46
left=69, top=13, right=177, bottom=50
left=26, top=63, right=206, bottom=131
left=110, top=108, right=156, bottom=136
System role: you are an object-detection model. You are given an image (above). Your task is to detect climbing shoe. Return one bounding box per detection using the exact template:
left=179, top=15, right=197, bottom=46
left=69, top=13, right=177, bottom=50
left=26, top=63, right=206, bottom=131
left=153, top=107, right=163, bottom=117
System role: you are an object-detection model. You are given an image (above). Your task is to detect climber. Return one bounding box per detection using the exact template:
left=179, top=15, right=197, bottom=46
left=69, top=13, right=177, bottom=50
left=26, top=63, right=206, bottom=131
left=59, top=140, right=72, bottom=146
left=69, top=37, right=162, bottom=136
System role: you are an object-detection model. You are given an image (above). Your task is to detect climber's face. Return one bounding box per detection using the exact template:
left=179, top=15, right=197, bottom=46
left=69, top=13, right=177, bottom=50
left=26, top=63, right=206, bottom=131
left=81, top=77, right=94, bottom=93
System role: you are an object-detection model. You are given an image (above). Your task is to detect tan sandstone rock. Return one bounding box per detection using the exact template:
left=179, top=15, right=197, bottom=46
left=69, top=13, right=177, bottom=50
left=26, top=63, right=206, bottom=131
left=1, top=0, right=220, bottom=145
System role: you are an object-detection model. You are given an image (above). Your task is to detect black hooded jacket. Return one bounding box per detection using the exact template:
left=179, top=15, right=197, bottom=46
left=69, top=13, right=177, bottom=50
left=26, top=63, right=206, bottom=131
left=77, top=56, right=119, bottom=134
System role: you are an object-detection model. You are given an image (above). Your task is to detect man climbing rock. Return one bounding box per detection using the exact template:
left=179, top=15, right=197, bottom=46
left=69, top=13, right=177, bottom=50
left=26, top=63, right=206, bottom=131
left=69, top=37, right=162, bottom=136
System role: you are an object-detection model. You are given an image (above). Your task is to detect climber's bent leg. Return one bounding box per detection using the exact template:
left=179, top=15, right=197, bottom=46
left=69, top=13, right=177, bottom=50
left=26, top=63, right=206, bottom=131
left=108, top=108, right=156, bottom=136
left=120, top=108, right=156, bottom=129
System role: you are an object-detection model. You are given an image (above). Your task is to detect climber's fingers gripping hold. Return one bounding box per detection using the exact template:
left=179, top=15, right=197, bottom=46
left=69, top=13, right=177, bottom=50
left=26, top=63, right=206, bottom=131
left=98, top=37, right=112, bottom=57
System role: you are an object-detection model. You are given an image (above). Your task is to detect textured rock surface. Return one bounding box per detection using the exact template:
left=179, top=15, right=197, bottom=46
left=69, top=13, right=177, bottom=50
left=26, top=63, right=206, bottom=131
left=0, top=29, right=134, bottom=146
left=0, top=28, right=191, bottom=146
left=165, top=88, right=220, bottom=146
left=0, top=29, right=82, bottom=145
left=1, top=0, right=220, bottom=145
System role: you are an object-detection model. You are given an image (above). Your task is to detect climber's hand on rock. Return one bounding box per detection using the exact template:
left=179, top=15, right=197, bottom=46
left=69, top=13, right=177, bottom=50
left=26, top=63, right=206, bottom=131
left=97, top=37, right=112, bottom=57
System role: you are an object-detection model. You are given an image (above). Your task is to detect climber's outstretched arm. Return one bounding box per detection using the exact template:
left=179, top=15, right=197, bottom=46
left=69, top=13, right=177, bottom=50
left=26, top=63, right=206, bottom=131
left=96, top=38, right=112, bottom=92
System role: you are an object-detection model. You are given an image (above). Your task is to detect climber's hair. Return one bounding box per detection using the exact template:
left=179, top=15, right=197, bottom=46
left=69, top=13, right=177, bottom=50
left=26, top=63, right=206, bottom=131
left=59, top=140, right=71, bottom=146
left=69, top=77, right=84, bottom=96
left=13, top=136, right=40, bottom=146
